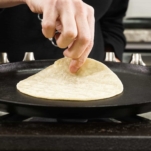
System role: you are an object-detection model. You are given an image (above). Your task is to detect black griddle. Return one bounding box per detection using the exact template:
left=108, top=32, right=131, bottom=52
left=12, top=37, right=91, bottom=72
left=0, top=60, right=151, bottom=118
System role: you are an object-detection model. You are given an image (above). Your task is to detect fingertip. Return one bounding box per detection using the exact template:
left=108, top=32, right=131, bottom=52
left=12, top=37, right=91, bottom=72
left=42, top=28, right=55, bottom=38
left=69, top=60, right=79, bottom=73
left=69, top=59, right=85, bottom=73
left=70, top=66, right=79, bottom=73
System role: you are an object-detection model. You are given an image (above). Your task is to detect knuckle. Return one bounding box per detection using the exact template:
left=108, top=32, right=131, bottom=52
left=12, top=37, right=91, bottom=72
left=64, top=51, right=80, bottom=60
left=74, top=0, right=83, bottom=7
left=79, top=35, right=91, bottom=45
left=73, top=54, right=81, bottom=60
left=88, top=6, right=94, bottom=14
left=74, top=0, right=86, bottom=15
left=66, top=53, right=80, bottom=60
left=64, top=30, right=77, bottom=39
left=42, top=21, right=54, bottom=30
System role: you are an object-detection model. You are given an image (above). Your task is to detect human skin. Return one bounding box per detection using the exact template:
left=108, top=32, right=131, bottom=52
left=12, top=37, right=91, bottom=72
left=0, top=0, right=95, bottom=73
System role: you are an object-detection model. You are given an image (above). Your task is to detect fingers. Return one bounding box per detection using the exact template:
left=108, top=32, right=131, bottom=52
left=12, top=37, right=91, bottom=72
left=55, top=20, right=62, bottom=33
left=56, top=1, right=77, bottom=48
left=41, top=0, right=95, bottom=73
left=86, top=4, right=95, bottom=45
left=69, top=41, right=93, bottom=73
left=42, top=1, right=58, bottom=38
left=63, top=2, right=91, bottom=59
left=69, top=5, right=95, bottom=73
left=63, top=16, right=90, bottom=59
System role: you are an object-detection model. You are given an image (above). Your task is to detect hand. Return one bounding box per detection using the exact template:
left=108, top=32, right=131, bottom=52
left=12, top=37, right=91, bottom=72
left=25, top=0, right=95, bottom=73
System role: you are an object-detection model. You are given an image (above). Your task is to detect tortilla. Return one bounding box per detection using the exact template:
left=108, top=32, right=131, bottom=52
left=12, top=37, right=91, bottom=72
left=17, top=58, right=123, bottom=101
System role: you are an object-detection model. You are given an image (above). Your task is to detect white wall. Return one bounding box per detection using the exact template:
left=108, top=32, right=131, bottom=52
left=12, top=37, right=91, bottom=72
left=126, top=0, right=151, bottom=18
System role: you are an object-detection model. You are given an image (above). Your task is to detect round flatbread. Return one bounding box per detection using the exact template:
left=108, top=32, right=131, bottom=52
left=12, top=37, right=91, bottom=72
left=17, top=58, right=123, bottom=101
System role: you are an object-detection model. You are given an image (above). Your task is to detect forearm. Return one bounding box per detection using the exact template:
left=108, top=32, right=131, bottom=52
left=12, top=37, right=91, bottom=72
left=0, top=0, right=25, bottom=8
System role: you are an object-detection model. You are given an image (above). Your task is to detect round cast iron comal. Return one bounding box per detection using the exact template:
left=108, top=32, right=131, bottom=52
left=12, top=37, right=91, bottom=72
left=0, top=60, right=151, bottom=119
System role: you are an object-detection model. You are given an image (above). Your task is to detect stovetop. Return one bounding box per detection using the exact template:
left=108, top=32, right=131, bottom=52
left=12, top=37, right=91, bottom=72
left=0, top=112, right=151, bottom=151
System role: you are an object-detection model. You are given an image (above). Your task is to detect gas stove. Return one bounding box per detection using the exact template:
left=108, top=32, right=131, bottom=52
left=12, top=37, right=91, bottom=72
left=0, top=112, right=151, bottom=151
